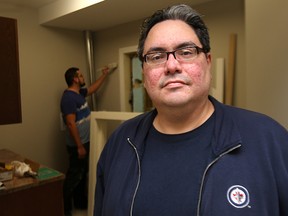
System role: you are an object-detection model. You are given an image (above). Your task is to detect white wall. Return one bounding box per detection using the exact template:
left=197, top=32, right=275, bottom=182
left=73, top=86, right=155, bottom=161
left=245, top=0, right=288, bottom=128
left=0, top=6, right=87, bottom=172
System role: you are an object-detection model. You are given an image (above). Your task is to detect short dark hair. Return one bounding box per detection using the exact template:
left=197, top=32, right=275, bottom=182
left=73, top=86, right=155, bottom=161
left=137, top=4, right=210, bottom=62
left=65, top=67, right=79, bottom=86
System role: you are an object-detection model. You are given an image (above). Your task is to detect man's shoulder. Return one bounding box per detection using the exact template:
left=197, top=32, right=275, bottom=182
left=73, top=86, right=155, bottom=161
left=61, top=89, right=87, bottom=100
left=111, top=110, right=155, bottom=136
left=79, top=88, right=88, bottom=97
left=223, top=104, right=287, bottom=135
left=61, top=90, right=75, bottom=103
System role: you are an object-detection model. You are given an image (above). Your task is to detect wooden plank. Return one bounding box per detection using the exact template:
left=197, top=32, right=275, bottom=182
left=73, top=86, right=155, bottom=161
left=224, top=34, right=237, bottom=105
left=210, top=58, right=225, bottom=102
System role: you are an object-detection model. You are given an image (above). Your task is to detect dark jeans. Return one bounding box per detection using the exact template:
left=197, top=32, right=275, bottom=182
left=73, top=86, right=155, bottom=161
left=63, top=143, right=89, bottom=215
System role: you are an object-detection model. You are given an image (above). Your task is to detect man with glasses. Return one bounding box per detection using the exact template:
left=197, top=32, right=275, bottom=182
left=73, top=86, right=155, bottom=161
left=93, top=4, right=288, bottom=216
left=61, top=67, right=109, bottom=216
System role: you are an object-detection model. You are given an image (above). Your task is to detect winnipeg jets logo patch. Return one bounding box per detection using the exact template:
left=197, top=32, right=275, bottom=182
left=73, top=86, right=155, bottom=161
left=227, top=185, right=250, bottom=208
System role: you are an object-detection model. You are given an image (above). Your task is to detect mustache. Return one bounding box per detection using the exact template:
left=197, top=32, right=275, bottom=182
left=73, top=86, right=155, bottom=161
left=159, top=74, right=191, bottom=88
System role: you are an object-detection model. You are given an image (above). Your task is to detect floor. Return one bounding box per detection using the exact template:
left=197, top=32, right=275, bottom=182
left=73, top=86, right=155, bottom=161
left=73, top=209, right=87, bottom=216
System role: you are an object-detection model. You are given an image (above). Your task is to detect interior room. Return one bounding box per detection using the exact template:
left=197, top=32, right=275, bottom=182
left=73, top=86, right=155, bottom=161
left=0, top=0, right=287, bottom=215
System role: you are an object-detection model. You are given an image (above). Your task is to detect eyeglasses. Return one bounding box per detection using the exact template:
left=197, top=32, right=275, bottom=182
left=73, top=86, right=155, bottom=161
left=143, top=46, right=205, bottom=66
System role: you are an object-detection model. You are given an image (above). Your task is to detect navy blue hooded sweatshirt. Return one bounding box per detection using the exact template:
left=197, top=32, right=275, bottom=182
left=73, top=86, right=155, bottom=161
left=94, top=96, right=288, bottom=216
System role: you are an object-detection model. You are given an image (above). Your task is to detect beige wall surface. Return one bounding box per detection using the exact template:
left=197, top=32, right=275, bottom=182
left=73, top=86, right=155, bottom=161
left=246, top=0, right=288, bottom=128
left=197, top=0, right=245, bottom=107
left=0, top=7, right=87, bottom=172
left=93, top=20, right=142, bottom=112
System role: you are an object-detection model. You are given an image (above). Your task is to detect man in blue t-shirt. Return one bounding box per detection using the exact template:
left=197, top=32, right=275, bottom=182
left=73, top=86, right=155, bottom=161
left=61, top=66, right=109, bottom=216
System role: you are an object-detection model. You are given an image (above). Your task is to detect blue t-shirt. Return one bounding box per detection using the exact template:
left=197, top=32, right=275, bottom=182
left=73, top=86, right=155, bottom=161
left=133, top=113, right=215, bottom=215
left=60, top=88, right=91, bottom=147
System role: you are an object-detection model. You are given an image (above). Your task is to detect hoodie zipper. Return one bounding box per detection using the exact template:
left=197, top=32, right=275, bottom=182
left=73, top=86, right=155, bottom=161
left=196, top=144, right=241, bottom=216
left=127, top=138, right=141, bottom=216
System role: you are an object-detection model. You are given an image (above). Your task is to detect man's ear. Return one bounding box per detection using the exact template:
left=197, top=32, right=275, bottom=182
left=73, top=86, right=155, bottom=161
left=142, top=70, right=146, bottom=89
left=206, top=53, right=212, bottom=64
left=73, top=76, right=79, bottom=84
left=143, top=78, right=146, bottom=89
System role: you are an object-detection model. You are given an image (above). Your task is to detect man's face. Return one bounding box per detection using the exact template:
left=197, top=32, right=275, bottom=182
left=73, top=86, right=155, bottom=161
left=142, top=20, right=212, bottom=109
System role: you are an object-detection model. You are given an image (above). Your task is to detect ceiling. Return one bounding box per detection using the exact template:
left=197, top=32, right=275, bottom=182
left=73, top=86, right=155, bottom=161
left=0, top=0, right=56, bottom=8
left=0, top=0, right=215, bottom=31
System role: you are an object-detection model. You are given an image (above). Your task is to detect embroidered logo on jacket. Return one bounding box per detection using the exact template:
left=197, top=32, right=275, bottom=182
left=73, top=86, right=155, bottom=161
left=227, top=185, right=250, bottom=208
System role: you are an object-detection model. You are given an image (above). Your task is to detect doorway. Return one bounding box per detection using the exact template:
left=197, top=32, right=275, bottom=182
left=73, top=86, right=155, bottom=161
left=119, top=45, right=153, bottom=112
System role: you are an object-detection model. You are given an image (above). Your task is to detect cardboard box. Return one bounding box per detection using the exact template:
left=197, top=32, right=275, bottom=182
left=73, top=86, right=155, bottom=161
left=0, top=168, right=13, bottom=182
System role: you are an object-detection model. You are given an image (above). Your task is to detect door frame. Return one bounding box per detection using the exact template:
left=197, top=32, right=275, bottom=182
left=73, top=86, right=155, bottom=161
left=119, top=45, right=138, bottom=112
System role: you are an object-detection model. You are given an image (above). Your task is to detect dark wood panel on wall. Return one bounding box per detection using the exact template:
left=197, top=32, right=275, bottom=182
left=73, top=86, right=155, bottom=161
left=0, top=16, right=22, bottom=125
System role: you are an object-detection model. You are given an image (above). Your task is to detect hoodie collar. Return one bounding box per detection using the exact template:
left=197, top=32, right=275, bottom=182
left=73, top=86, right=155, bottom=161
left=130, top=96, right=242, bottom=158
left=209, top=96, right=242, bottom=156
